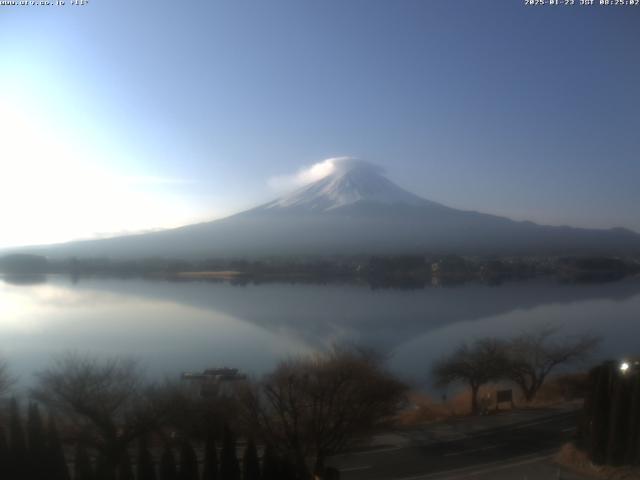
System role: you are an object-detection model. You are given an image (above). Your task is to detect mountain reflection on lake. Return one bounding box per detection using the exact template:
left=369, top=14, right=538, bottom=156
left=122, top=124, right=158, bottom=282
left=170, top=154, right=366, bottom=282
left=1, top=275, right=639, bottom=392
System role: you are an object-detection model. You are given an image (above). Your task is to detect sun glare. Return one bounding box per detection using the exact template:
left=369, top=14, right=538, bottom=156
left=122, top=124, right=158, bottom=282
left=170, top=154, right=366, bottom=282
left=0, top=93, right=194, bottom=249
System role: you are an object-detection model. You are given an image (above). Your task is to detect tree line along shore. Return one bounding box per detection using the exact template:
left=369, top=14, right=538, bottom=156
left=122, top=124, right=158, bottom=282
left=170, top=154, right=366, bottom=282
left=1, top=253, right=639, bottom=287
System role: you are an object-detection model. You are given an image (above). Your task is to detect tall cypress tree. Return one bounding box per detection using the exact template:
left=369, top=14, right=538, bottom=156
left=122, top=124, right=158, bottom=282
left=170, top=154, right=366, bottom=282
left=95, top=454, right=116, bottom=480
left=137, top=436, right=157, bottom=480
left=0, top=427, right=10, bottom=480
left=159, top=445, right=178, bottom=480
left=74, top=443, right=95, bottom=480
left=179, top=441, right=199, bottom=480
left=626, top=373, right=640, bottom=464
left=606, top=371, right=633, bottom=465
left=201, top=433, right=218, bottom=480
left=219, top=426, right=240, bottom=480
left=117, top=450, right=135, bottom=480
left=260, top=444, right=279, bottom=480
left=582, top=362, right=640, bottom=466
left=279, top=456, right=296, bottom=480
left=588, top=364, right=613, bottom=464
left=27, top=402, right=47, bottom=480
left=9, top=398, right=27, bottom=480
left=47, top=414, right=71, bottom=480
left=242, top=438, right=260, bottom=480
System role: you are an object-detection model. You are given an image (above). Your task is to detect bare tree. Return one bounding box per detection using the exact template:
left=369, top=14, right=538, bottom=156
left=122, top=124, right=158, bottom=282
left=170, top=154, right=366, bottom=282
left=31, top=353, right=164, bottom=477
left=432, top=338, right=508, bottom=415
left=505, top=327, right=599, bottom=402
left=241, top=347, right=407, bottom=478
left=151, top=379, right=240, bottom=441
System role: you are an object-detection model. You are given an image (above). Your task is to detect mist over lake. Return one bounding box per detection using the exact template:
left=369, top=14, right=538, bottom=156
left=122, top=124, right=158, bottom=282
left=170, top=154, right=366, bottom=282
left=2, top=275, right=639, bottom=393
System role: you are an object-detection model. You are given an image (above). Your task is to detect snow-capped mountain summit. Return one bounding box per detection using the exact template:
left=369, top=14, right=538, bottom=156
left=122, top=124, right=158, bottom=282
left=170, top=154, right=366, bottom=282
left=14, top=159, right=640, bottom=258
left=258, top=160, right=434, bottom=212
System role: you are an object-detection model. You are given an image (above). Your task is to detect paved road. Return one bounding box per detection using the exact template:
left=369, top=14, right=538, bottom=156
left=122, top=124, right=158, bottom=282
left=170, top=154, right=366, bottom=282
left=328, top=411, right=586, bottom=480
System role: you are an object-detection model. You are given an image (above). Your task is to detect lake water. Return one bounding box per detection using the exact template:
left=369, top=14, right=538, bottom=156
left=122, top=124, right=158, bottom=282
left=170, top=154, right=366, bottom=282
left=1, top=275, right=639, bottom=392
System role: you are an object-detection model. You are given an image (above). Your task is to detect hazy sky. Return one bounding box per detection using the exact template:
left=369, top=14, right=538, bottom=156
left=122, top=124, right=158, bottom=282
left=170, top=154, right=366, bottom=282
left=1, top=0, right=639, bottom=248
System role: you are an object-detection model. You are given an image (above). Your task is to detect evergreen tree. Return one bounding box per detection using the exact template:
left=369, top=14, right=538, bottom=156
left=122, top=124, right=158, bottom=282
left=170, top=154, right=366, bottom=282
left=242, top=438, right=260, bottom=480
left=323, top=467, right=341, bottom=480
left=219, top=426, right=240, bottom=480
left=74, top=443, right=95, bottom=480
left=47, top=414, right=71, bottom=480
left=27, top=402, right=47, bottom=480
left=179, top=441, right=199, bottom=480
left=201, top=433, right=218, bottom=480
left=260, top=444, right=279, bottom=480
left=587, top=363, right=613, bottom=464
left=626, top=372, right=640, bottom=464
left=160, top=445, right=178, bottom=480
left=137, top=436, right=157, bottom=480
left=9, top=398, right=28, bottom=480
left=279, top=456, right=296, bottom=480
left=0, top=427, right=10, bottom=480
left=606, top=371, right=633, bottom=465
left=117, top=450, right=135, bottom=480
left=95, top=454, right=116, bottom=480
left=582, top=361, right=640, bottom=466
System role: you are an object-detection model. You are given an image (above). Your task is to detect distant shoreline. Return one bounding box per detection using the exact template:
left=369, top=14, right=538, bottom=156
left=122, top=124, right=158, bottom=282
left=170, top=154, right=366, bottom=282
left=173, top=270, right=247, bottom=280
left=1, top=253, right=639, bottom=288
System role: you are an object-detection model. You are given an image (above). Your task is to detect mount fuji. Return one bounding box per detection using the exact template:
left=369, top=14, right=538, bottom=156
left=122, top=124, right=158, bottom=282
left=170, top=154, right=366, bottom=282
left=17, top=160, right=640, bottom=258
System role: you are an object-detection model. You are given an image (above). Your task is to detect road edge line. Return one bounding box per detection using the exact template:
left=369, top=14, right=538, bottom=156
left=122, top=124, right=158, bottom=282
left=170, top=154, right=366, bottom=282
left=391, top=450, right=556, bottom=480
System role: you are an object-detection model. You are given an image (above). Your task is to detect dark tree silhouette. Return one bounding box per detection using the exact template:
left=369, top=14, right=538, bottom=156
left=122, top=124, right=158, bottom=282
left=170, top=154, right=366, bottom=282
left=323, top=467, right=341, bottom=480
left=260, top=444, right=279, bottom=480
left=279, top=456, right=296, bottom=480
left=47, top=414, right=71, bottom=480
left=242, top=347, right=407, bottom=476
left=160, top=445, right=178, bottom=480
left=219, top=425, right=240, bottom=480
left=432, top=338, right=508, bottom=414
left=179, top=441, right=199, bottom=480
left=201, top=433, right=218, bottom=480
left=154, top=381, right=238, bottom=444
left=32, top=354, right=164, bottom=474
left=95, top=454, right=116, bottom=480
left=581, top=361, right=640, bottom=466
left=117, top=450, right=135, bottom=480
left=137, top=436, right=157, bottom=480
left=0, top=427, right=9, bottom=479
left=9, top=398, right=28, bottom=480
left=505, top=328, right=599, bottom=402
left=242, top=438, right=260, bottom=480
left=27, top=402, right=48, bottom=479
left=74, top=443, right=95, bottom=480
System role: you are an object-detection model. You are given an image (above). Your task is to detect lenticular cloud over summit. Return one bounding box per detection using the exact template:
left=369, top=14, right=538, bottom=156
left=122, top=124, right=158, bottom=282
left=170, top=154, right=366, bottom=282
left=268, top=157, right=383, bottom=191
left=259, top=158, right=427, bottom=212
